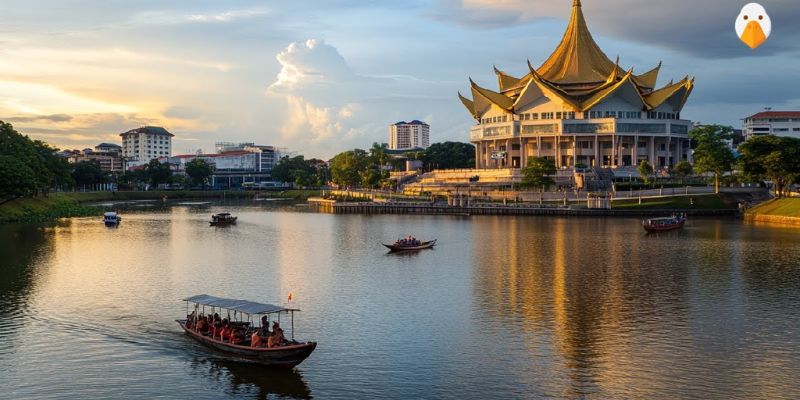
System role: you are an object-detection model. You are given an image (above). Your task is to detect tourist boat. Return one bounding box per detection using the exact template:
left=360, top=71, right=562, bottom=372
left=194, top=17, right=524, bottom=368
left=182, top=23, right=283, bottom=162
left=382, top=238, right=437, bottom=252
left=643, top=213, right=686, bottom=233
left=210, top=213, right=237, bottom=226
left=103, top=211, right=121, bottom=226
left=177, top=294, right=317, bottom=368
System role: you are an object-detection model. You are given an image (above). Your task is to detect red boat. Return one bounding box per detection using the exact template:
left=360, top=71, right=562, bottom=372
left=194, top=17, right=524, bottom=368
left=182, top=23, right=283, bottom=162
left=643, top=214, right=687, bottom=233
left=177, top=295, right=316, bottom=368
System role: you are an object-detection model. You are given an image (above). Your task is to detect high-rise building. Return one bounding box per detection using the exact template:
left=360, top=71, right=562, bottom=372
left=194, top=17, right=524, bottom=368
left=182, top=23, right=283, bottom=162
left=120, top=126, right=173, bottom=167
left=743, top=111, right=800, bottom=139
left=388, top=120, right=430, bottom=150
left=458, top=0, right=694, bottom=170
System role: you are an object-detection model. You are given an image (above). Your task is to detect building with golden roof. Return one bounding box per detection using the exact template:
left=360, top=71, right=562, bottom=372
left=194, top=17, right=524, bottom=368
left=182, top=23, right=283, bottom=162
left=459, top=0, right=694, bottom=170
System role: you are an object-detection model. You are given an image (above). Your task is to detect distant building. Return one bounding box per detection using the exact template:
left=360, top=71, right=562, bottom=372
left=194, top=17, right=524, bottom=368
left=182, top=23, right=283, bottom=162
left=389, top=120, right=430, bottom=150
left=120, top=126, right=174, bottom=168
left=174, top=142, right=278, bottom=189
left=64, top=143, right=123, bottom=172
left=743, top=111, right=800, bottom=140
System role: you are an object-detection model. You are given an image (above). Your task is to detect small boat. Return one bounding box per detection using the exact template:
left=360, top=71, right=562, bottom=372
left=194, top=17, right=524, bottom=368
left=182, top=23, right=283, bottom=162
left=643, top=213, right=686, bottom=233
left=382, top=238, right=437, bottom=252
left=210, top=213, right=237, bottom=226
left=103, top=211, right=121, bottom=226
left=177, top=294, right=317, bottom=368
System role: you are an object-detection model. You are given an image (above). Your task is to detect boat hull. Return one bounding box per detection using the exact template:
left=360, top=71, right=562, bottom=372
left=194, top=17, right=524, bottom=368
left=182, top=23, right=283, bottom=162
left=643, top=219, right=685, bottom=233
left=176, top=320, right=316, bottom=368
left=382, top=240, right=436, bottom=252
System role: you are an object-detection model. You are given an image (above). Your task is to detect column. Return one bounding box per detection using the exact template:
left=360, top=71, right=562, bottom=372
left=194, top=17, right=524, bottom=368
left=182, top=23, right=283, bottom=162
left=555, top=135, right=561, bottom=168
left=537, top=136, right=541, bottom=157
left=633, top=135, right=638, bottom=166
left=611, top=134, right=617, bottom=167
left=475, top=145, right=480, bottom=169
left=594, top=135, right=599, bottom=168
left=649, top=136, right=656, bottom=166
left=521, top=137, right=527, bottom=168
left=667, top=136, right=673, bottom=167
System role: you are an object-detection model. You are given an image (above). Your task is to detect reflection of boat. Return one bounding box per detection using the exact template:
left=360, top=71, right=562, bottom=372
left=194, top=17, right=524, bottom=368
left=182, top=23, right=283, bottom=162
left=177, top=295, right=316, bottom=368
left=189, top=358, right=312, bottom=399
left=382, top=239, right=436, bottom=252
left=643, top=214, right=686, bottom=233
left=103, top=212, right=121, bottom=226
left=210, top=213, right=237, bottom=226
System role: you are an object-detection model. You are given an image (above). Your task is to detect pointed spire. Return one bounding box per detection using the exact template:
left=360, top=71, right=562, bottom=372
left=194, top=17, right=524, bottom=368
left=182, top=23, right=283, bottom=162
left=537, top=0, right=616, bottom=83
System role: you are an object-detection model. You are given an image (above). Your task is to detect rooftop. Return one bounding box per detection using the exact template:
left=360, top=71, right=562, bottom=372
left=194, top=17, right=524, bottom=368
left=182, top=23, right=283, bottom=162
left=120, top=126, right=174, bottom=137
left=745, top=111, right=800, bottom=120
left=96, top=142, right=121, bottom=148
left=394, top=120, right=429, bottom=126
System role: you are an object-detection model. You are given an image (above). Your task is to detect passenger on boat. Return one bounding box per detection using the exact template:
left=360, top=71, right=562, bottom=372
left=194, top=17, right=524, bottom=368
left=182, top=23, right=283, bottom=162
left=251, top=331, right=263, bottom=347
left=272, top=321, right=286, bottom=346
left=195, top=316, right=207, bottom=333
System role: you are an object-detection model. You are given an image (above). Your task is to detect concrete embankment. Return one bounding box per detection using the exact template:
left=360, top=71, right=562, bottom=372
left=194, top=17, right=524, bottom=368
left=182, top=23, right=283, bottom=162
left=744, top=198, right=800, bottom=226
left=308, top=198, right=738, bottom=217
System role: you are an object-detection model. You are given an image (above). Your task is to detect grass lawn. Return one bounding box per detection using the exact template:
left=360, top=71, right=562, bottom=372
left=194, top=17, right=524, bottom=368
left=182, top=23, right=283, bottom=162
left=746, top=198, right=800, bottom=217
left=612, top=194, right=733, bottom=210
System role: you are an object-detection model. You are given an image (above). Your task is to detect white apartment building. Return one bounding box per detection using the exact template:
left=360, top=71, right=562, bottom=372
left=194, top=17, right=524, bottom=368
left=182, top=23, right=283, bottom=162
left=389, top=120, right=430, bottom=150
left=743, top=111, right=800, bottom=140
left=120, top=126, right=174, bottom=167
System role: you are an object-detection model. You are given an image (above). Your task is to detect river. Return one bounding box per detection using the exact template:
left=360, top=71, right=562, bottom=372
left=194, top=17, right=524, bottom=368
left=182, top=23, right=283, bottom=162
left=1, top=200, right=799, bottom=399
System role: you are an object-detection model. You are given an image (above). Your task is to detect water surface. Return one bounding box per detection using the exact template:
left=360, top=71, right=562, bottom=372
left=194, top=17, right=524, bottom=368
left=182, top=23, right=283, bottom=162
left=1, top=201, right=799, bottom=399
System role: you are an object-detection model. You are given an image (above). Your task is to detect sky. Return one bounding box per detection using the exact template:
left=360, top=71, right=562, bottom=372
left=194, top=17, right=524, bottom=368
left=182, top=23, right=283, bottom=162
left=1, top=0, right=799, bottom=159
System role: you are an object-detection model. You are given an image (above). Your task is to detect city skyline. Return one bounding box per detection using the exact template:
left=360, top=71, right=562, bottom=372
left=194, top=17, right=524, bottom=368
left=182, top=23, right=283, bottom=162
left=2, top=0, right=800, bottom=159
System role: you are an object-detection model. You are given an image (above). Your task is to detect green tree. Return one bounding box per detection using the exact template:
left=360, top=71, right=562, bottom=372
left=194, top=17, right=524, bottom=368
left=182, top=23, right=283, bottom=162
left=0, top=155, right=38, bottom=204
left=144, top=159, right=172, bottom=188
left=0, top=121, right=64, bottom=195
left=421, top=142, right=475, bottom=171
left=689, top=125, right=735, bottom=193
left=185, top=158, right=213, bottom=188
left=330, top=149, right=369, bottom=187
left=738, top=135, right=800, bottom=197
left=71, top=160, right=107, bottom=187
left=521, top=157, right=556, bottom=190
left=672, top=160, right=693, bottom=184
left=637, top=160, right=654, bottom=184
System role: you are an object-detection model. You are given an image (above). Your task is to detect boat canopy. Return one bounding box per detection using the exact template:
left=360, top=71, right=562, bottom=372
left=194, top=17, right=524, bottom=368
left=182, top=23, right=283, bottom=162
left=183, top=294, right=297, bottom=315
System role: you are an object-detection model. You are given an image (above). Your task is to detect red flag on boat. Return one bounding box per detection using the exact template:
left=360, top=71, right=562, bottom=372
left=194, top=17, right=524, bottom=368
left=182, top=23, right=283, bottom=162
left=288, top=292, right=293, bottom=302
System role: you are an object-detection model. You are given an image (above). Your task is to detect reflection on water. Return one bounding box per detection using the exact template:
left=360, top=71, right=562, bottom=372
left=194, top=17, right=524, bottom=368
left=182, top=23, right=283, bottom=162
left=188, top=358, right=312, bottom=400
left=1, top=204, right=799, bottom=399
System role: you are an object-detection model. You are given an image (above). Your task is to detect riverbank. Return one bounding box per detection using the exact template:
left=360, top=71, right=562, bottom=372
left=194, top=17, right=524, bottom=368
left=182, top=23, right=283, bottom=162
left=744, top=198, right=800, bottom=226
left=0, top=190, right=321, bottom=223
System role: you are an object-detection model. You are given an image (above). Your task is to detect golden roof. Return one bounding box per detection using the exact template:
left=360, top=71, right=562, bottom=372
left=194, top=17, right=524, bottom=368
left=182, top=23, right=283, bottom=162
left=459, top=0, right=693, bottom=118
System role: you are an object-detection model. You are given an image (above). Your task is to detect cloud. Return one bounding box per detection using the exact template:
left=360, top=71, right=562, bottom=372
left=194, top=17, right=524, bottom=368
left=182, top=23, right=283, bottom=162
left=269, top=39, right=356, bottom=92
left=433, top=0, right=800, bottom=58
left=132, top=8, right=270, bottom=25
left=4, top=113, right=73, bottom=123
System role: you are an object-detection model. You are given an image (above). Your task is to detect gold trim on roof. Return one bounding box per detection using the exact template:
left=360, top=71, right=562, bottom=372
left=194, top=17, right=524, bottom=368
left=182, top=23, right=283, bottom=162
left=644, top=77, right=694, bottom=110
left=494, top=66, right=523, bottom=92
left=470, top=78, right=515, bottom=110
left=537, top=0, right=616, bottom=84
left=633, top=62, right=662, bottom=89
left=458, top=92, right=478, bottom=118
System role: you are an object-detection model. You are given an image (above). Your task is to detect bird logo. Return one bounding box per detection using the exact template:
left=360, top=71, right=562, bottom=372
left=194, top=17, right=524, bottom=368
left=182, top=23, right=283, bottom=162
left=736, top=3, right=771, bottom=49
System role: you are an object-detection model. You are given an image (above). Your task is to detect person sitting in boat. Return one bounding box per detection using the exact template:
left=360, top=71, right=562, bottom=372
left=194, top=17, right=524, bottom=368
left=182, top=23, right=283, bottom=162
left=259, top=316, right=271, bottom=337
left=250, top=330, right=263, bottom=347
left=195, top=316, right=207, bottom=333
left=272, top=321, right=286, bottom=346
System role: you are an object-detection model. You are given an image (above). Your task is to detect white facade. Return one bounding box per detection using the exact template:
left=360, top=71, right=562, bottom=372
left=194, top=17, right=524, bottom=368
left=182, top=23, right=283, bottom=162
left=389, top=120, right=430, bottom=150
left=120, top=126, right=173, bottom=167
left=743, top=111, right=800, bottom=140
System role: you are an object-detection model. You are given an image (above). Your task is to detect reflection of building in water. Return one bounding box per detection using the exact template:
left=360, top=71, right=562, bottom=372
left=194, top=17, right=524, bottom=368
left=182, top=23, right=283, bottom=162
left=459, top=0, right=693, bottom=170
left=470, top=217, right=699, bottom=396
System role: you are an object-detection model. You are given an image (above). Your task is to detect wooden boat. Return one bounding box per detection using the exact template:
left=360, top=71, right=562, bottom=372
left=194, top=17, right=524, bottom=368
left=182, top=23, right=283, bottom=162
left=177, top=294, right=316, bottom=368
left=382, top=239, right=436, bottom=252
left=103, top=211, right=121, bottom=226
left=643, top=213, right=686, bottom=233
left=210, top=213, right=237, bottom=226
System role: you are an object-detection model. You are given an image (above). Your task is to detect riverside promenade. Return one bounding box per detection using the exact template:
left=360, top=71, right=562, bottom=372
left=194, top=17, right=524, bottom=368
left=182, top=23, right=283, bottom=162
left=307, top=198, right=739, bottom=217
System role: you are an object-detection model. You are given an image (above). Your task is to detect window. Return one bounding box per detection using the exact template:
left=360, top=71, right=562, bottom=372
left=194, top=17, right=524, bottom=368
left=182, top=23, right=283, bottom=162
left=580, top=141, right=593, bottom=149
left=531, top=113, right=539, bottom=120
left=511, top=143, right=520, bottom=150
left=660, top=144, right=666, bottom=151
left=560, top=142, right=571, bottom=149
